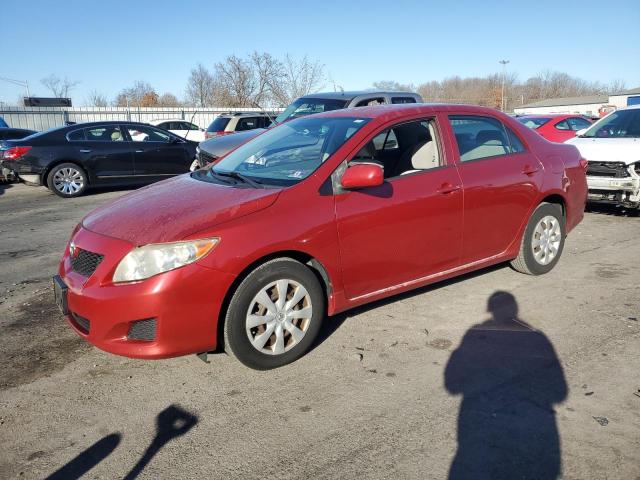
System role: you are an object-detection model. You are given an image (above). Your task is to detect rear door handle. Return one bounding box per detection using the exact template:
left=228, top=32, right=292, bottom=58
left=79, top=149, right=92, bottom=153
left=437, top=182, right=461, bottom=195
left=522, top=165, right=539, bottom=175
left=135, top=150, right=144, bottom=153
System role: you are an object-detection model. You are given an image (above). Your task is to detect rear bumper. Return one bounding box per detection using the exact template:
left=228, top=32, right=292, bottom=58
left=60, top=226, right=236, bottom=359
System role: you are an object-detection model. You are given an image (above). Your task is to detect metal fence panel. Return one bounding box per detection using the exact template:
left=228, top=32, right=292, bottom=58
left=0, top=106, right=282, bottom=132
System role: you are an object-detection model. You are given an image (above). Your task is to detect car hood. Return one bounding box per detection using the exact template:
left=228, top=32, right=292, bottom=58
left=82, top=174, right=281, bottom=245
left=200, top=129, right=265, bottom=158
left=565, top=137, right=640, bottom=164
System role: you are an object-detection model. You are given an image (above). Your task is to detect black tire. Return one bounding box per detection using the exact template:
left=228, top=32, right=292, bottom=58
left=511, top=202, right=565, bottom=275
left=46, top=163, right=88, bottom=198
left=223, top=258, right=325, bottom=370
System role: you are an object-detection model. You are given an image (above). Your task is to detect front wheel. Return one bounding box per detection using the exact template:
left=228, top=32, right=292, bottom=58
left=223, top=258, right=325, bottom=370
left=511, top=203, right=565, bottom=275
left=47, top=163, right=88, bottom=198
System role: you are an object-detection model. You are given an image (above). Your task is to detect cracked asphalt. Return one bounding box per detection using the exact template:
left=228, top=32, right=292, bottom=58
left=1, top=182, right=639, bottom=479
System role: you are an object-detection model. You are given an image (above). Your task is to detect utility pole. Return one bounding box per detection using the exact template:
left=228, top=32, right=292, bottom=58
left=499, top=60, right=510, bottom=112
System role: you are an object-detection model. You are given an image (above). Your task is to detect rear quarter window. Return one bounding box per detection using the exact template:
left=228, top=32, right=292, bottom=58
left=67, top=129, right=86, bottom=141
left=207, top=117, right=231, bottom=132
left=391, top=97, right=417, bottom=104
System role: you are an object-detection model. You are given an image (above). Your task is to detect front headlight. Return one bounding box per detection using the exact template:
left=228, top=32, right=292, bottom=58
left=113, top=238, right=219, bottom=283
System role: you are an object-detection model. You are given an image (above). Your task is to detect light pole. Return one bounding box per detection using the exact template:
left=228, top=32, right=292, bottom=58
left=499, top=59, right=509, bottom=111
left=0, top=76, right=31, bottom=100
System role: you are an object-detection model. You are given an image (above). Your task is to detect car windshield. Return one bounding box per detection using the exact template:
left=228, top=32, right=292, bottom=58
left=200, top=116, right=369, bottom=187
left=581, top=109, right=640, bottom=138
left=517, top=117, right=551, bottom=129
left=274, top=98, right=349, bottom=124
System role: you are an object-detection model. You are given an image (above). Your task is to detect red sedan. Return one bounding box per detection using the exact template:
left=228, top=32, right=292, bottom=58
left=54, top=104, right=587, bottom=369
left=516, top=114, right=592, bottom=142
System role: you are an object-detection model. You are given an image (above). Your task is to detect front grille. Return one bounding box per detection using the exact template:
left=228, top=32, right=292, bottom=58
left=587, top=161, right=630, bottom=178
left=71, top=249, right=104, bottom=277
left=198, top=150, right=218, bottom=167
left=128, top=318, right=157, bottom=341
left=71, top=312, right=90, bottom=333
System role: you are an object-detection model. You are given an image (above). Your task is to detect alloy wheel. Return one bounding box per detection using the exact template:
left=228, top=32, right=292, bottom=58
left=53, top=167, right=84, bottom=195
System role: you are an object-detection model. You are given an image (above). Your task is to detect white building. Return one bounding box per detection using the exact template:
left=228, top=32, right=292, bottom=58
left=514, top=87, right=640, bottom=117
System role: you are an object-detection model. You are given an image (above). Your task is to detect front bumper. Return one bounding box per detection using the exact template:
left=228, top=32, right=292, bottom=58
left=59, top=226, right=236, bottom=359
left=587, top=174, right=640, bottom=206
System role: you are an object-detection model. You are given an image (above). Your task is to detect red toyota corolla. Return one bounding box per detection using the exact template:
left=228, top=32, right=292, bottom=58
left=54, top=104, right=587, bottom=369
left=516, top=114, right=593, bottom=143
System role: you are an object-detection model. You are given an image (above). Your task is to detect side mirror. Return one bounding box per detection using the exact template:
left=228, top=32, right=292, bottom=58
left=575, top=128, right=588, bottom=137
left=341, top=163, right=384, bottom=190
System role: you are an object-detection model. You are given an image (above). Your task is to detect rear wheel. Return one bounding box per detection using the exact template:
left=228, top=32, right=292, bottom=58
left=47, top=163, right=87, bottom=198
left=223, top=258, right=324, bottom=370
left=511, top=203, right=565, bottom=275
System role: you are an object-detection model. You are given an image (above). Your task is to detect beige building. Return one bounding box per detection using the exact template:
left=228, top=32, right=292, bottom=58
left=514, top=87, right=640, bottom=117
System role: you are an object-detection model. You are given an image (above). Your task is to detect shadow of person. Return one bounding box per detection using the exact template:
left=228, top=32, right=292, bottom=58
left=445, top=291, right=568, bottom=480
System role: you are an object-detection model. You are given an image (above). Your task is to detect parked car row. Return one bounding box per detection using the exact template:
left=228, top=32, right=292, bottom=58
left=195, top=90, right=422, bottom=167
left=1, top=122, right=197, bottom=197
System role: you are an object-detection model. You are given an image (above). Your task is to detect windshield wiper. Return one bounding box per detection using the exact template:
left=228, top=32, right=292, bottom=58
left=212, top=170, right=264, bottom=188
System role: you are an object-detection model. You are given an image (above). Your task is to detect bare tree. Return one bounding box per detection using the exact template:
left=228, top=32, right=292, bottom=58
left=214, top=54, right=257, bottom=107
left=41, top=74, right=79, bottom=98
left=271, top=55, right=325, bottom=106
left=185, top=63, right=216, bottom=107
left=86, top=90, right=108, bottom=107
left=157, top=92, right=181, bottom=107
left=115, top=81, right=157, bottom=107
left=372, top=80, right=415, bottom=92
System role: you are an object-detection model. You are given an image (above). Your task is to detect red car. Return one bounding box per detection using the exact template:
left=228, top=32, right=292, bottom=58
left=516, top=114, right=592, bottom=143
left=54, top=104, right=587, bottom=369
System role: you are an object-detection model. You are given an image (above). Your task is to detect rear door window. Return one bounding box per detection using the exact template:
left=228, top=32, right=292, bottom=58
left=449, top=116, right=517, bottom=162
left=84, top=126, right=124, bottom=142
left=554, top=120, right=570, bottom=130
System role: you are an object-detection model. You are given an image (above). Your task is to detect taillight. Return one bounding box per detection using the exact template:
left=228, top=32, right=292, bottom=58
left=3, top=146, right=32, bottom=160
left=579, top=158, right=588, bottom=170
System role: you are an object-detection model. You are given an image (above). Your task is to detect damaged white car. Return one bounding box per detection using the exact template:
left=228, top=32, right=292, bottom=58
left=566, top=105, right=640, bottom=209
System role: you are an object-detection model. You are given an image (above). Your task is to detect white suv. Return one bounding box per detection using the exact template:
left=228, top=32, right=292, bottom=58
left=566, top=105, right=640, bottom=209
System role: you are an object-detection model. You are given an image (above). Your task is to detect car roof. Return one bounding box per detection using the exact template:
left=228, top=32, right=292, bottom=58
left=517, top=114, right=584, bottom=119
left=308, top=103, right=505, bottom=121
left=299, top=90, right=418, bottom=101
left=217, top=111, right=270, bottom=117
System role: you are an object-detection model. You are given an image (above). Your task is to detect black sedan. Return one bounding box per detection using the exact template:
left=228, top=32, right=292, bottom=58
left=0, top=121, right=197, bottom=198
left=0, top=127, right=37, bottom=140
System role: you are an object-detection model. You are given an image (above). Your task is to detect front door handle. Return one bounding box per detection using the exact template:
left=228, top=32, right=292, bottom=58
left=135, top=150, right=144, bottom=153
left=437, top=182, right=461, bottom=195
left=79, top=149, right=92, bottom=153
left=522, top=165, right=539, bottom=175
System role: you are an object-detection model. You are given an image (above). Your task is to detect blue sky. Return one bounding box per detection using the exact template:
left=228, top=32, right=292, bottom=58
left=1, top=0, right=639, bottom=105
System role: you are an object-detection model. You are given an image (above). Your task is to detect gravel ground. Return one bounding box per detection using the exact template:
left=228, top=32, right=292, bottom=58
left=1, top=182, right=639, bottom=480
